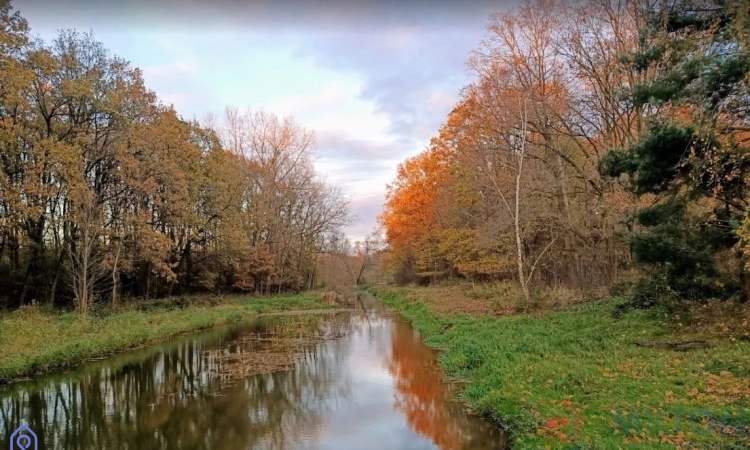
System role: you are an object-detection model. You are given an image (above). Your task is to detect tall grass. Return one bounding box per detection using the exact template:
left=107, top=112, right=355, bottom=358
left=0, top=294, right=329, bottom=383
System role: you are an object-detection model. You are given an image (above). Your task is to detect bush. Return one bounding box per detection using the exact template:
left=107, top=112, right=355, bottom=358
left=608, top=280, right=635, bottom=299
left=630, top=275, right=676, bottom=309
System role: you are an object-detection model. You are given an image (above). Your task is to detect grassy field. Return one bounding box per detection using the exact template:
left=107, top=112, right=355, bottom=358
left=370, top=285, right=750, bottom=450
left=0, top=294, right=332, bottom=383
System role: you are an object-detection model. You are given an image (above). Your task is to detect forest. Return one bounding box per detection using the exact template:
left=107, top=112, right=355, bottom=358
left=379, top=0, right=750, bottom=309
left=0, top=0, right=367, bottom=313
left=2, top=0, right=749, bottom=315
left=1, top=0, right=750, bottom=448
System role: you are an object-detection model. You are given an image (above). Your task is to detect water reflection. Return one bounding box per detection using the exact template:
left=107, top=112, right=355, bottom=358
left=0, top=295, right=508, bottom=449
left=388, top=319, right=509, bottom=449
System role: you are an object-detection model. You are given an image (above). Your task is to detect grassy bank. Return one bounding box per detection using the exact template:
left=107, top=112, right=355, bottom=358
left=370, top=286, right=750, bottom=449
left=0, top=294, right=332, bottom=383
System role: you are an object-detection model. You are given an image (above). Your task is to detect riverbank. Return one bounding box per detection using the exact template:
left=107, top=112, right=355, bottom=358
left=369, top=286, right=750, bottom=449
left=0, top=294, right=333, bottom=384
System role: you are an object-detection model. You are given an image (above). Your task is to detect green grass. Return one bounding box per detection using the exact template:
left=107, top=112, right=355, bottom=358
left=0, top=294, right=331, bottom=383
left=370, top=286, right=750, bottom=449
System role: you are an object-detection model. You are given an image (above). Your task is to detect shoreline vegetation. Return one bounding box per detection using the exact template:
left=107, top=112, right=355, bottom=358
left=0, top=294, right=334, bottom=384
left=369, top=285, right=750, bottom=450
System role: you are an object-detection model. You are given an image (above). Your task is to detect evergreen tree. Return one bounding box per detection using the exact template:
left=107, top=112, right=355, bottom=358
left=600, top=0, right=750, bottom=304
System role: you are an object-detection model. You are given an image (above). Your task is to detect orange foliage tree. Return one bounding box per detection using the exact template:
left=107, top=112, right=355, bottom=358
left=378, top=143, right=454, bottom=282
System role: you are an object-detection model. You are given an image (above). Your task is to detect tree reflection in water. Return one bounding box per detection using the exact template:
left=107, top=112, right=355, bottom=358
left=387, top=318, right=509, bottom=450
left=0, top=300, right=508, bottom=450
left=0, top=314, right=353, bottom=450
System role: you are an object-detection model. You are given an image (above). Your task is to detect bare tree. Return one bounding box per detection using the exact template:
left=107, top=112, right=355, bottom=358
left=208, top=107, right=353, bottom=294
left=352, top=232, right=385, bottom=286
left=67, top=190, right=105, bottom=315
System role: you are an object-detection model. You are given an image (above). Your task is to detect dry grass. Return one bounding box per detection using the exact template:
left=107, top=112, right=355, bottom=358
left=209, top=336, right=340, bottom=386
left=208, top=317, right=353, bottom=388
left=401, top=285, right=495, bottom=316
left=396, top=281, right=605, bottom=318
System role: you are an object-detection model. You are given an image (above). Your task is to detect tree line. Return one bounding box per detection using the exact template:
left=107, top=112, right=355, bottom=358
left=0, top=0, right=353, bottom=312
left=380, top=0, right=750, bottom=306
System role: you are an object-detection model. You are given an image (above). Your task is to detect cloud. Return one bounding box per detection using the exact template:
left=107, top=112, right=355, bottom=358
left=315, top=130, right=409, bottom=161
left=345, top=194, right=386, bottom=241
left=14, top=0, right=518, bottom=32
left=292, top=26, right=493, bottom=144
left=312, top=131, right=398, bottom=240
left=136, top=57, right=215, bottom=115
left=313, top=129, right=417, bottom=203
left=268, top=88, right=351, bottom=117
left=140, top=60, right=197, bottom=83
left=157, top=91, right=209, bottom=113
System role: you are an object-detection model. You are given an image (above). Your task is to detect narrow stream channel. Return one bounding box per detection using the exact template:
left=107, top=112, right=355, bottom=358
left=0, top=294, right=509, bottom=449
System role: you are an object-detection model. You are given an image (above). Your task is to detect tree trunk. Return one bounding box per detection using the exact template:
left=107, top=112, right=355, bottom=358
left=111, top=244, right=121, bottom=308
left=307, top=265, right=315, bottom=290
left=19, top=254, right=35, bottom=307
left=514, top=103, right=531, bottom=304
left=19, top=217, right=45, bottom=306
left=10, top=231, right=19, bottom=269
left=355, top=262, right=366, bottom=286
left=739, top=249, right=748, bottom=303
left=515, top=172, right=530, bottom=304
left=169, top=239, right=191, bottom=298
left=144, top=262, right=151, bottom=300
left=184, top=246, right=193, bottom=296
left=48, top=247, right=66, bottom=306
left=555, top=153, right=582, bottom=286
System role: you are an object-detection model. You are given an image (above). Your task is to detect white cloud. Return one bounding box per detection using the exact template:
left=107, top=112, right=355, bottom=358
left=265, top=79, right=392, bottom=143
left=343, top=193, right=387, bottom=241
left=140, top=60, right=197, bottom=83
left=157, top=91, right=202, bottom=112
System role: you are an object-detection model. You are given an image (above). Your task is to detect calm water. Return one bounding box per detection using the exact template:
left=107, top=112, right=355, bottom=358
left=0, top=294, right=508, bottom=449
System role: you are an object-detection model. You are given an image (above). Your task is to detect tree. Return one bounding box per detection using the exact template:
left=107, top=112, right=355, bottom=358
left=454, top=82, right=565, bottom=302
left=378, top=144, right=453, bottom=282
left=212, top=106, right=352, bottom=295
left=599, top=0, right=750, bottom=303
left=67, top=188, right=104, bottom=315
left=0, top=1, right=354, bottom=309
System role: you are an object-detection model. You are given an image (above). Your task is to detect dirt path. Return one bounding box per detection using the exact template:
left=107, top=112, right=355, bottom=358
left=257, top=308, right=357, bottom=317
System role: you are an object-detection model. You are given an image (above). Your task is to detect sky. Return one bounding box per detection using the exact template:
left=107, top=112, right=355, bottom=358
left=13, top=0, right=519, bottom=241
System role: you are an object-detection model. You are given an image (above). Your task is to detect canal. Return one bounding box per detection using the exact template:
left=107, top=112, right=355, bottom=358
left=0, top=294, right=508, bottom=449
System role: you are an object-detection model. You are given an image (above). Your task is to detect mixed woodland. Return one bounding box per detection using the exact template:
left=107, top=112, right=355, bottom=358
left=3, top=0, right=750, bottom=314
left=379, top=0, right=750, bottom=309
left=0, top=0, right=365, bottom=312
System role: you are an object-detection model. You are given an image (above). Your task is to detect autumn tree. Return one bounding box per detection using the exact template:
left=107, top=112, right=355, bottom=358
left=0, top=1, right=353, bottom=311
left=380, top=0, right=655, bottom=299
left=378, top=144, right=453, bottom=283
left=213, top=106, right=352, bottom=295
left=66, top=188, right=104, bottom=314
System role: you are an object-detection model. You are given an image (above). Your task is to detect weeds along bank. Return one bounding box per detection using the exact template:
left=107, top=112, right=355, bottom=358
left=369, top=286, right=750, bottom=450
left=0, top=294, right=333, bottom=384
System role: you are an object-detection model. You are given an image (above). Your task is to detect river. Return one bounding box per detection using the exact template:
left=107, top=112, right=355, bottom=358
left=0, top=294, right=509, bottom=449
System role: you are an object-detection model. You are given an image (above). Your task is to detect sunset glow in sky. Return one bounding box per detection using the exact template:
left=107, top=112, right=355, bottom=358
left=16, top=0, right=516, bottom=240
